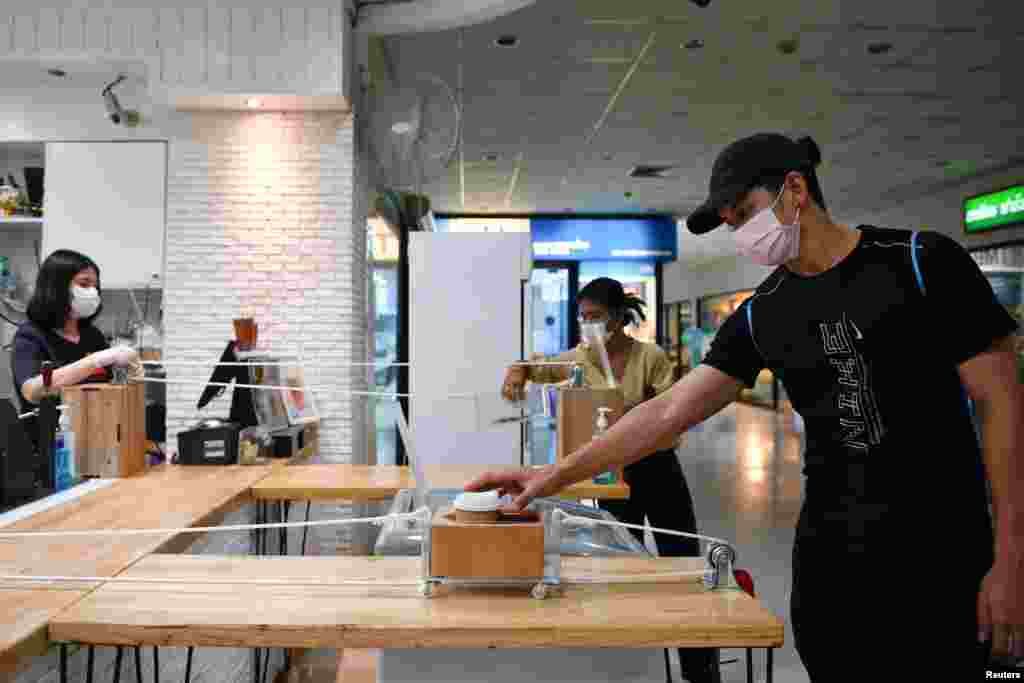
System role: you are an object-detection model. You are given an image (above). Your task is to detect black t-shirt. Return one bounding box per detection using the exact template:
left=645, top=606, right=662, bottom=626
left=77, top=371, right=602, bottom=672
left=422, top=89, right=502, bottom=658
left=703, top=227, right=1017, bottom=556
left=11, top=320, right=111, bottom=413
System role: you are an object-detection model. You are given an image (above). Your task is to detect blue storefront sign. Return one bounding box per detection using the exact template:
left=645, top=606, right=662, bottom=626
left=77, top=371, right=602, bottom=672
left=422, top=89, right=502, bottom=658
left=530, top=216, right=677, bottom=262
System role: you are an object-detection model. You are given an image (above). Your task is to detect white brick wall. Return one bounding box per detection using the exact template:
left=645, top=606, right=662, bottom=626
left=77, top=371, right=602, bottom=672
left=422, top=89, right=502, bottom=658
left=164, top=111, right=366, bottom=462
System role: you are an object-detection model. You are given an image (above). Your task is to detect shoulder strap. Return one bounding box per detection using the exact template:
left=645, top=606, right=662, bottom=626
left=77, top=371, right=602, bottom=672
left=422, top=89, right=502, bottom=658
left=745, top=298, right=766, bottom=361
left=910, top=230, right=926, bottom=296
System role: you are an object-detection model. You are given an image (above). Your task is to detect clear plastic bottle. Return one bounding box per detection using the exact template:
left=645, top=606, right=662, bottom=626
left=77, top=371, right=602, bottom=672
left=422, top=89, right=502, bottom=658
left=54, top=405, right=78, bottom=491
left=592, top=406, right=617, bottom=484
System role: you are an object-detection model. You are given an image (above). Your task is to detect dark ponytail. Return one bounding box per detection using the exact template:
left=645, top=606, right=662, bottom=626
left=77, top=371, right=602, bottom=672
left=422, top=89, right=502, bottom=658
left=578, top=277, right=646, bottom=327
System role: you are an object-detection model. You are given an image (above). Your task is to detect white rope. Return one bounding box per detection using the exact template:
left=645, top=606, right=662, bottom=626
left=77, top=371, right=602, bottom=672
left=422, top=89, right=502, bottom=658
left=0, top=511, right=423, bottom=539
left=561, top=513, right=732, bottom=548
left=0, top=572, right=711, bottom=588
left=135, top=376, right=476, bottom=399
left=142, top=360, right=410, bottom=368
left=0, top=574, right=423, bottom=587
left=18, top=409, right=38, bottom=420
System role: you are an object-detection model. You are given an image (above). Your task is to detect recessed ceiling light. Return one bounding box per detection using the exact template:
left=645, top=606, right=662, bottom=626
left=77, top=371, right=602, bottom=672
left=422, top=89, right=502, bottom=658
left=246, top=98, right=261, bottom=108
left=683, top=39, right=705, bottom=50
left=47, top=68, right=67, bottom=78
left=494, top=35, right=518, bottom=48
left=601, top=153, right=614, bottom=161
left=482, top=153, right=499, bottom=162
left=866, top=41, right=894, bottom=55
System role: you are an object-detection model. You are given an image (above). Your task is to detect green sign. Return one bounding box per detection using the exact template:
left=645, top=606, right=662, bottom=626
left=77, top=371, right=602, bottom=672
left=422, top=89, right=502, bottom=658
left=964, top=185, right=1024, bottom=234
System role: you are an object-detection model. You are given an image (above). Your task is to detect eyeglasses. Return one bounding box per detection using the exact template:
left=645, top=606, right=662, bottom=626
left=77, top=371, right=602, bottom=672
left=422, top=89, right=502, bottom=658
left=577, top=315, right=610, bottom=325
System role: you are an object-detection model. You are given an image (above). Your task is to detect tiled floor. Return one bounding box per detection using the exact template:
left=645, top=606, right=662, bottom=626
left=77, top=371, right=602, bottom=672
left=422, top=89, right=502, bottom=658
left=677, top=401, right=809, bottom=683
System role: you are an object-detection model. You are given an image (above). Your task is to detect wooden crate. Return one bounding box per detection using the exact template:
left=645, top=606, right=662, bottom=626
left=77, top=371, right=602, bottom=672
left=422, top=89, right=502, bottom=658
left=61, top=382, right=146, bottom=478
left=429, top=508, right=545, bottom=579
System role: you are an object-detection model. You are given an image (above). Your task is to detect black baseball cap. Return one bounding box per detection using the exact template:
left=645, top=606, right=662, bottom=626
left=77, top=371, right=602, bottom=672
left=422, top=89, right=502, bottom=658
left=685, top=133, right=821, bottom=235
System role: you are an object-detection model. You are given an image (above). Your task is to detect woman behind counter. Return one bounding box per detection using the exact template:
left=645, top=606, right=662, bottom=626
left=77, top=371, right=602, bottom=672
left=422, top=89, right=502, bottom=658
left=11, top=249, right=138, bottom=420
left=502, top=277, right=720, bottom=683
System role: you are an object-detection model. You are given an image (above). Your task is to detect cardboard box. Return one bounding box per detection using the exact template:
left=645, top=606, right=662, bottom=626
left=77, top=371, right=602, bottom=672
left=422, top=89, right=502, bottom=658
left=556, top=387, right=626, bottom=462
left=429, top=508, right=545, bottom=579
left=61, top=382, right=146, bottom=478
left=556, top=386, right=676, bottom=465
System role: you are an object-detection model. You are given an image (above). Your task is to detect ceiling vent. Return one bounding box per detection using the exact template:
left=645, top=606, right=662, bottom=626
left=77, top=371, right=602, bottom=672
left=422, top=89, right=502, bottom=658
left=628, top=164, right=680, bottom=179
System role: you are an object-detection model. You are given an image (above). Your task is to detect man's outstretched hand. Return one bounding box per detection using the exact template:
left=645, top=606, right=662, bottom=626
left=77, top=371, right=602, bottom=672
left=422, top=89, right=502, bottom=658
left=463, top=465, right=563, bottom=512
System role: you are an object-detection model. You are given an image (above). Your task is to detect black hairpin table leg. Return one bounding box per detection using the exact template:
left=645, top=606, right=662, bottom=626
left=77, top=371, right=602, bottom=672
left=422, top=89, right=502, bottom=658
left=134, top=646, right=143, bottom=683
left=662, top=648, right=672, bottom=682
left=59, top=643, right=68, bottom=683
left=184, top=647, right=194, bottom=683
left=85, top=645, right=95, bottom=683
left=114, top=646, right=124, bottom=683
left=153, top=647, right=159, bottom=683
left=278, top=502, right=286, bottom=556
left=300, top=502, right=311, bottom=556
left=746, top=648, right=753, bottom=683
left=766, top=647, right=774, bottom=683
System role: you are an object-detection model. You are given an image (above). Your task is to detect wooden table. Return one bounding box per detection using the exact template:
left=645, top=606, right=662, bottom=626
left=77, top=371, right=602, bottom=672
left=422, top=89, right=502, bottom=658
left=50, top=555, right=783, bottom=650
left=250, top=464, right=630, bottom=504
left=0, top=465, right=273, bottom=675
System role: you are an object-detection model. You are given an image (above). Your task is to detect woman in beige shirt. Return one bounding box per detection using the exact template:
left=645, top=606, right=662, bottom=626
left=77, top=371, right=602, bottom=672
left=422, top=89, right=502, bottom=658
left=503, top=277, right=699, bottom=556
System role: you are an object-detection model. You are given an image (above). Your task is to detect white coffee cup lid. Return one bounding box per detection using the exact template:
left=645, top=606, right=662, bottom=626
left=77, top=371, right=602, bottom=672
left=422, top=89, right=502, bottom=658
left=454, top=490, right=501, bottom=512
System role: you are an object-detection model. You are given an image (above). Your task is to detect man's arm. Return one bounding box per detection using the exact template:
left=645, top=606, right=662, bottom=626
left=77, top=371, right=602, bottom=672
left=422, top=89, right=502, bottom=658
left=549, top=364, right=743, bottom=489
left=958, top=334, right=1024, bottom=559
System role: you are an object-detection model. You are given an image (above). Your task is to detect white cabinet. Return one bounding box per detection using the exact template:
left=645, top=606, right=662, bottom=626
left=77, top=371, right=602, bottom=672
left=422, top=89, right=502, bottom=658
left=43, top=142, right=166, bottom=289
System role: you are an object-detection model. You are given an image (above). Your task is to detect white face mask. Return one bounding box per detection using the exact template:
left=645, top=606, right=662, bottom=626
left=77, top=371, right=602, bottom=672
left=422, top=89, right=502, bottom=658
left=732, top=186, right=801, bottom=266
left=580, top=320, right=612, bottom=346
left=70, top=285, right=101, bottom=319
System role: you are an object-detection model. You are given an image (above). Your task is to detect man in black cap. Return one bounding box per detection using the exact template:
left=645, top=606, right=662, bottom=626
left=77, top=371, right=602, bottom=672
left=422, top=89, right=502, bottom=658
left=467, top=132, right=1024, bottom=679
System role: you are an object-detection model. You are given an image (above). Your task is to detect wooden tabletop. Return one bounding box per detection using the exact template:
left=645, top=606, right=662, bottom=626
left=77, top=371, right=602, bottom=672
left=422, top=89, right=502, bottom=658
left=250, top=464, right=630, bottom=502
left=0, top=465, right=272, bottom=578
left=0, top=465, right=273, bottom=675
left=0, top=584, right=97, bottom=675
left=50, top=555, right=783, bottom=650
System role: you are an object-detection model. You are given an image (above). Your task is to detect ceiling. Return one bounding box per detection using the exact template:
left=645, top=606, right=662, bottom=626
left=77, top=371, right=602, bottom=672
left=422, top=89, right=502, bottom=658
left=372, top=0, right=1024, bottom=265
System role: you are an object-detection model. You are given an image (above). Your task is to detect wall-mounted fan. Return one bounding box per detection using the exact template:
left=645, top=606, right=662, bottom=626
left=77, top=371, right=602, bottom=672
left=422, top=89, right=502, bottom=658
left=364, top=72, right=461, bottom=196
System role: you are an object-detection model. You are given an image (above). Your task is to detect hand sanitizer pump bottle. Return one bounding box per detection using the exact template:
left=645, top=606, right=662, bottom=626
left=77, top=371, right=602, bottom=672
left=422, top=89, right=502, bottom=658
left=592, top=406, right=617, bottom=485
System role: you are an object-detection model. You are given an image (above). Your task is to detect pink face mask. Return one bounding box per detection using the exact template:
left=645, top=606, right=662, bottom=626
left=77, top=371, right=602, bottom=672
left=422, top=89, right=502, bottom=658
left=732, top=186, right=801, bottom=266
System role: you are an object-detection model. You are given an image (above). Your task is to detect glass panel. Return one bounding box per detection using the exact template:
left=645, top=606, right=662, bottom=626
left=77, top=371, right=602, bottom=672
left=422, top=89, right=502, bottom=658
left=578, top=261, right=658, bottom=344
left=369, top=217, right=401, bottom=465
left=526, top=266, right=571, bottom=466
left=528, top=267, right=570, bottom=357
